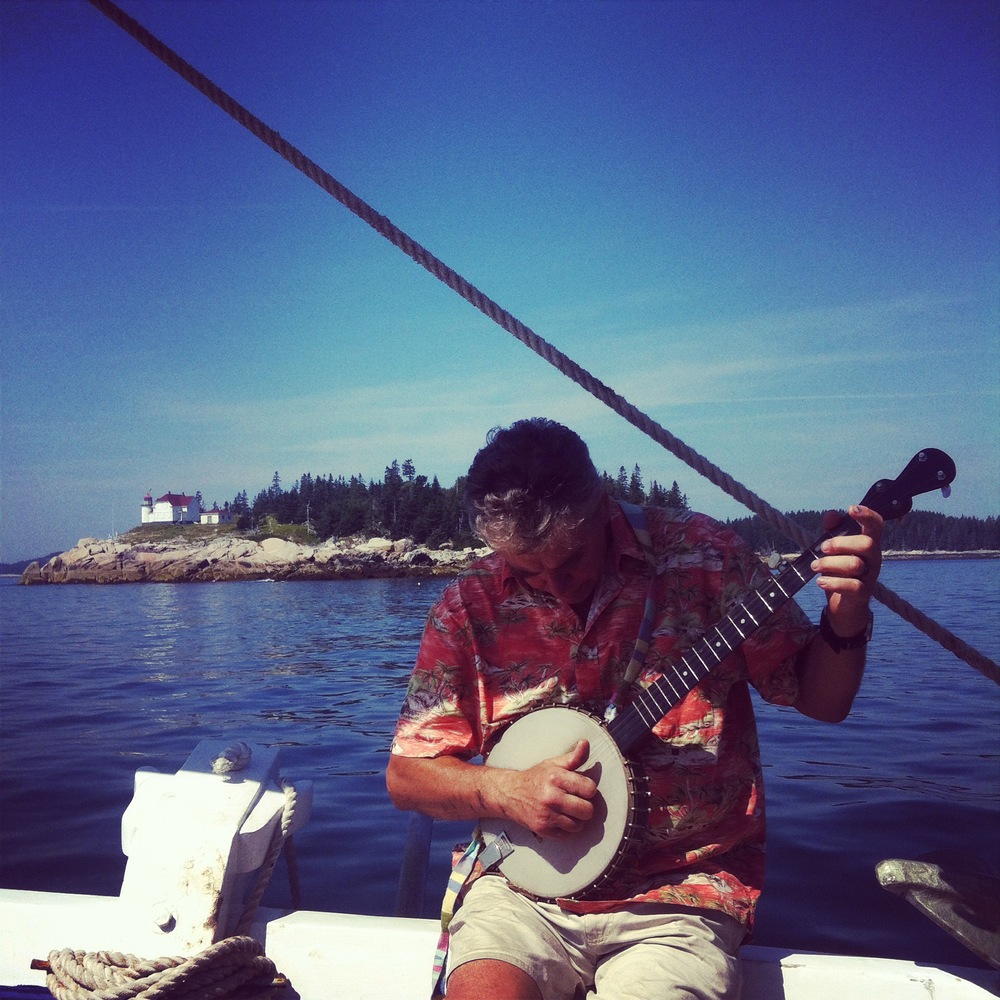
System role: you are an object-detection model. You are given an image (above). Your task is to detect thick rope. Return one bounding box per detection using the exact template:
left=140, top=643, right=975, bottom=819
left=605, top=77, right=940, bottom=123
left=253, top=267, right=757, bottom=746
left=84, top=0, right=998, bottom=686
left=82, top=1, right=808, bottom=544
left=44, top=936, right=279, bottom=1000
left=211, top=742, right=252, bottom=775
left=207, top=744, right=303, bottom=925
left=235, top=779, right=302, bottom=935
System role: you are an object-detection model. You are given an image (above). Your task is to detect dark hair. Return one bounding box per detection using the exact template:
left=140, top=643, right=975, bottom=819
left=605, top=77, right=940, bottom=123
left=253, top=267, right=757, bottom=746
left=464, top=418, right=603, bottom=551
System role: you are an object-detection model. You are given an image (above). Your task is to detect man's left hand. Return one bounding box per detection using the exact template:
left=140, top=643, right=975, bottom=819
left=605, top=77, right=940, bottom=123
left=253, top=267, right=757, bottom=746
left=812, top=504, right=883, bottom=631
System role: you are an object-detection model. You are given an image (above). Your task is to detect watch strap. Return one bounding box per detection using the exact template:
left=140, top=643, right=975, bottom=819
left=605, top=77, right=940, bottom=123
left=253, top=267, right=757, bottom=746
left=819, top=606, right=873, bottom=653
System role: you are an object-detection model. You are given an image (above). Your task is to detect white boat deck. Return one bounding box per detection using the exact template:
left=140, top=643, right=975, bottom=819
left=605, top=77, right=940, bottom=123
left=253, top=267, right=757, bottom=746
left=2, top=888, right=998, bottom=999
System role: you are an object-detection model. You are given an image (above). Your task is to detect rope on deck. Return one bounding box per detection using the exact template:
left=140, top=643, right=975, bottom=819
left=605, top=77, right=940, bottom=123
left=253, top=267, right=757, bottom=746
left=84, top=0, right=999, bottom=687
left=43, top=937, right=279, bottom=1000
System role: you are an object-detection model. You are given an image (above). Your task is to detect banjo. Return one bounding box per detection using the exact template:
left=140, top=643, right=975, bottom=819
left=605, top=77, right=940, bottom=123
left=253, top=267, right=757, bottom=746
left=478, top=449, right=956, bottom=901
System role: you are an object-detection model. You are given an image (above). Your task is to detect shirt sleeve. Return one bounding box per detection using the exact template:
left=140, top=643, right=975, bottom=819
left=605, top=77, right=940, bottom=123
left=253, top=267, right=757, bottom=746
left=390, top=585, right=483, bottom=759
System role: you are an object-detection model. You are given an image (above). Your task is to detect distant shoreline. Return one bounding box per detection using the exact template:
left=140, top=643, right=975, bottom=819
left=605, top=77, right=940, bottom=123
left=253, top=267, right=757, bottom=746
left=831, top=550, right=998, bottom=561
left=6, top=546, right=999, bottom=584
left=880, top=550, right=1000, bottom=560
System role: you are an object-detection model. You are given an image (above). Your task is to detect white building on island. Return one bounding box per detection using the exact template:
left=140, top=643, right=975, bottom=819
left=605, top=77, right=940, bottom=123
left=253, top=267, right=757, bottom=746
left=141, top=491, right=201, bottom=524
left=141, top=491, right=234, bottom=526
left=199, top=505, right=233, bottom=525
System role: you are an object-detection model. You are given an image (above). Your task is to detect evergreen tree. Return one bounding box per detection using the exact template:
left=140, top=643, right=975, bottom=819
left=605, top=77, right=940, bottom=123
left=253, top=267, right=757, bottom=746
left=663, top=481, right=689, bottom=511
left=380, top=460, right=404, bottom=536
left=627, top=465, right=645, bottom=504
left=610, top=466, right=628, bottom=499
left=231, top=490, right=251, bottom=529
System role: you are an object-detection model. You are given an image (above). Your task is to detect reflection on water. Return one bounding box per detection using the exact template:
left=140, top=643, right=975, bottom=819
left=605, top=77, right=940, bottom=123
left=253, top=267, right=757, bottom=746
left=0, top=561, right=997, bottom=969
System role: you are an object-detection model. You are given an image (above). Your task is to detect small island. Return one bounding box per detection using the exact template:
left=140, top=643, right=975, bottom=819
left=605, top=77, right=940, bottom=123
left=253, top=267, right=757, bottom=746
left=19, top=528, right=488, bottom=585
left=15, top=471, right=998, bottom=585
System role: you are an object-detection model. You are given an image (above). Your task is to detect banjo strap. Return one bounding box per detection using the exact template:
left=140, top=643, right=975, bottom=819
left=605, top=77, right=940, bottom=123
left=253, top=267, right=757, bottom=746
left=431, top=829, right=512, bottom=996
left=605, top=502, right=661, bottom=724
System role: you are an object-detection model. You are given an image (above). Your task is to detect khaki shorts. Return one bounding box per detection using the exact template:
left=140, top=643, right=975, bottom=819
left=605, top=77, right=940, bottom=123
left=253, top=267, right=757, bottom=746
left=447, top=876, right=744, bottom=1000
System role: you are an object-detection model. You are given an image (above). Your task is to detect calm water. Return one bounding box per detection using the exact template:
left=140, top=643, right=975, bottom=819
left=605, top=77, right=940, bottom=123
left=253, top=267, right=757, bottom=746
left=1, top=561, right=998, bottom=970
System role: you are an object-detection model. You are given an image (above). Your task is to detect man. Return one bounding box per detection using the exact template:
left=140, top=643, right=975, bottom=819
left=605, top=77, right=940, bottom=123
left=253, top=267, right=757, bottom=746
left=387, top=418, right=882, bottom=1000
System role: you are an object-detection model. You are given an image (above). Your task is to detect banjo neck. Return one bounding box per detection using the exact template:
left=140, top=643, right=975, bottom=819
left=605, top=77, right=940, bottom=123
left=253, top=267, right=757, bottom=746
left=604, top=447, right=958, bottom=755
left=606, top=537, right=831, bottom=755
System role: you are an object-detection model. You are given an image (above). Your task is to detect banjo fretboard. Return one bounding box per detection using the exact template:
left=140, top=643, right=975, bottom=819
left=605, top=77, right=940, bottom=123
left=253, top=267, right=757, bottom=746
left=606, top=532, right=839, bottom=755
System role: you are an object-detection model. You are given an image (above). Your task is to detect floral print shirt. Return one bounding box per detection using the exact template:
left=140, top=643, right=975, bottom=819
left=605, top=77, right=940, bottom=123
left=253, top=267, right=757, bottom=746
left=391, top=501, right=815, bottom=930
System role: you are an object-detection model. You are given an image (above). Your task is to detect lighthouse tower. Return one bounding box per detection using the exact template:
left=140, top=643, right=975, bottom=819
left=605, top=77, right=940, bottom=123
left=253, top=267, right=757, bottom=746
left=141, top=490, right=154, bottom=524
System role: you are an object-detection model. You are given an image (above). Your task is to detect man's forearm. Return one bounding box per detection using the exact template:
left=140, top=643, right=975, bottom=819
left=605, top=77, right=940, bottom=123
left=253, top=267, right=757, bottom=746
left=793, top=504, right=882, bottom=723
left=794, top=627, right=867, bottom=723
left=386, top=754, right=504, bottom=820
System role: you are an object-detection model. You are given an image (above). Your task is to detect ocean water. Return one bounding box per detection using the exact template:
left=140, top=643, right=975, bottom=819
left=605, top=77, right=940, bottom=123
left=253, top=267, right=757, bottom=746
left=1, top=560, right=998, bottom=971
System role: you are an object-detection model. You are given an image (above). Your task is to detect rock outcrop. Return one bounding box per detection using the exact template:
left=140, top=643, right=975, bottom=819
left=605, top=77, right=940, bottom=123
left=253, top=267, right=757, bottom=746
left=19, top=534, right=490, bottom=585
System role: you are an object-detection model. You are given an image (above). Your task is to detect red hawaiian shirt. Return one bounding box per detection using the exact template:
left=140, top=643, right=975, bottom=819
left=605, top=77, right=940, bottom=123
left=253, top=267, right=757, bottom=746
left=391, top=500, right=815, bottom=930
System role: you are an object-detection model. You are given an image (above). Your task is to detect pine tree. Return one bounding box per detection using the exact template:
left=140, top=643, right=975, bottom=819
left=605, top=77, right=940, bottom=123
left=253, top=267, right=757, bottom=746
left=628, top=465, right=645, bottom=504
left=664, top=481, right=689, bottom=511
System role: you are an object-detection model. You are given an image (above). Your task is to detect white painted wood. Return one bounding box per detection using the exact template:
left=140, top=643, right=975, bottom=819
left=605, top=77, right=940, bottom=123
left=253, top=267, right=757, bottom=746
left=2, top=890, right=997, bottom=998
left=118, top=739, right=286, bottom=953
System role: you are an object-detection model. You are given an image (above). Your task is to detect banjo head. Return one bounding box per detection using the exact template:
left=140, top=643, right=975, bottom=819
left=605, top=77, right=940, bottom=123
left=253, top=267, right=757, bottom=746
left=480, top=706, right=636, bottom=901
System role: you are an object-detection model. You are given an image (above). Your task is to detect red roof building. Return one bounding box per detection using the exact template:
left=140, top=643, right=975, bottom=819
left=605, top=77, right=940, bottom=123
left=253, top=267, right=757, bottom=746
left=141, top=491, right=201, bottom=524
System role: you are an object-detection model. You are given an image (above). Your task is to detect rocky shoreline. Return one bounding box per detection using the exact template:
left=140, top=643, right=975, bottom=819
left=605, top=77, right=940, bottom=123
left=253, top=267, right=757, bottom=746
left=18, top=534, right=491, bottom=585
left=16, top=537, right=999, bottom=586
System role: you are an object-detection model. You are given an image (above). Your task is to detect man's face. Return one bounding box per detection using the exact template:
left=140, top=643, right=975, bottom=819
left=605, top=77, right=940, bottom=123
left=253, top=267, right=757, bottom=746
left=499, top=506, right=609, bottom=609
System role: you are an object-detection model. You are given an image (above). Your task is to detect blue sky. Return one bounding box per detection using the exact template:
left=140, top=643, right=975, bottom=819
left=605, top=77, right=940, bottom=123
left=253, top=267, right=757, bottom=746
left=2, top=0, right=997, bottom=562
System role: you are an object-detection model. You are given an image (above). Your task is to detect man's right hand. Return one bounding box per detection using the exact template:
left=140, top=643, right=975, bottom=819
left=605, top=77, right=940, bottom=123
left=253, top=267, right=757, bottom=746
left=498, top=739, right=597, bottom=837
left=386, top=739, right=598, bottom=839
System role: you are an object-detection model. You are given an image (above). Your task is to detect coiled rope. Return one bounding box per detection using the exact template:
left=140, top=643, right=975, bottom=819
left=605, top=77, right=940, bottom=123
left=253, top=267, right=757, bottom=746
left=85, top=0, right=998, bottom=692
left=39, top=745, right=299, bottom=999
left=43, top=937, right=279, bottom=1000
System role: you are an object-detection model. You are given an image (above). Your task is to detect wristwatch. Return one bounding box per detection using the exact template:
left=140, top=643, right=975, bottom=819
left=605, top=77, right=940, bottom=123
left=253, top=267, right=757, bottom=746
left=819, top=606, right=874, bottom=653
